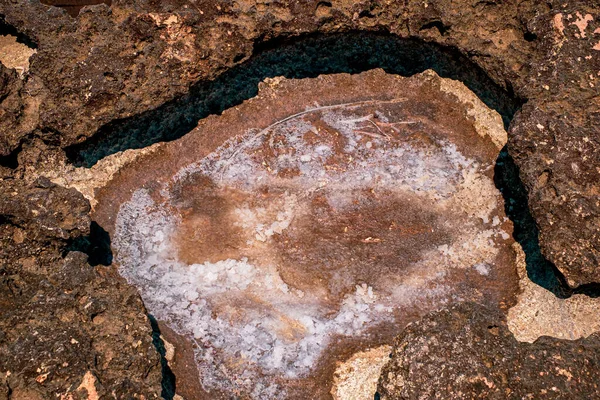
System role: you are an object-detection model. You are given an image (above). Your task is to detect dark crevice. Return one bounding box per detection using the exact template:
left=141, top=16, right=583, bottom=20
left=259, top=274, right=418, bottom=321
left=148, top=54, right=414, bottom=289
left=524, top=31, right=537, bottom=42
left=358, top=9, right=375, bottom=19
left=40, top=0, right=112, bottom=18
left=65, top=221, right=113, bottom=266
left=148, top=314, right=177, bottom=400
left=0, top=143, right=21, bottom=169
left=493, top=147, right=591, bottom=299
left=0, top=15, right=38, bottom=49
left=66, top=32, right=523, bottom=168
left=420, top=20, right=451, bottom=36
left=573, top=282, right=600, bottom=298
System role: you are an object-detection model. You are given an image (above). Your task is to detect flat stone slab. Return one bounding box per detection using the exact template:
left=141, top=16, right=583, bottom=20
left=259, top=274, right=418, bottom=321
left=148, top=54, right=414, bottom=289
left=94, top=69, right=519, bottom=399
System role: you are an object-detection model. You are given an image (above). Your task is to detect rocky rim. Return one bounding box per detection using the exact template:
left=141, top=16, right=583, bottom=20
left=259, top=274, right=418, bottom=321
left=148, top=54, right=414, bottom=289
left=1, top=0, right=599, bottom=399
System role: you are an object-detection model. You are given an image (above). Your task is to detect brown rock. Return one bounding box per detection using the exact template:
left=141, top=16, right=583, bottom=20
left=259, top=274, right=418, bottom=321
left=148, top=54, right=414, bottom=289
left=2, top=0, right=598, bottom=286
left=0, top=180, right=162, bottom=398
left=377, top=302, right=600, bottom=399
left=0, top=0, right=599, bottom=397
left=94, top=69, right=519, bottom=399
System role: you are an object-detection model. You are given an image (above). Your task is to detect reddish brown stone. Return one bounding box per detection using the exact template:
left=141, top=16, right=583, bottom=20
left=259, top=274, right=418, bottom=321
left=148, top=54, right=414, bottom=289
left=94, top=70, right=519, bottom=399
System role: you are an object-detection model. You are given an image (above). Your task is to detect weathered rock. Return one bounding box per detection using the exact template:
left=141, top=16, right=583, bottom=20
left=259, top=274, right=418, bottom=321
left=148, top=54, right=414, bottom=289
left=331, top=345, right=391, bottom=400
left=0, top=0, right=532, bottom=150
left=0, top=33, right=36, bottom=74
left=93, top=69, right=519, bottom=398
left=0, top=178, right=89, bottom=242
left=506, top=4, right=600, bottom=287
left=0, top=65, right=28, bottom=158
left=377, top=302, right=600, bottom=399
left=1, top=0, right=597, bottom=285
left=508, top=243, right=600, bottom=343
left=0, top=0, right=599, bottom=397
left=0, top=179, right=162, bottom=398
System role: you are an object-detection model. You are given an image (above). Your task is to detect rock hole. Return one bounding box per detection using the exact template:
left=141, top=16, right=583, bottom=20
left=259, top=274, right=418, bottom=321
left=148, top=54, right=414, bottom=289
left=420, top=21, right=451, bottom=36
left=0, top=143, right=20, bottom=169
left=524, top=31, right=537, bottom=42
left=39, top=0, right=112, bottom=18
left=358, top=9, right=375, bottom=19
left=65, top=221, right=113, bottom=266
left=487, top=325, right=500, bottom=335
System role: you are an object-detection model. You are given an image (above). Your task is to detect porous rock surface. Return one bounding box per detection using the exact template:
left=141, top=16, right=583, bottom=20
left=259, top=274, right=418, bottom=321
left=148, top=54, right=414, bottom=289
left=377, top=302, right=600, bottom=399
left=0, top=0, right=598, bottom=286
left=508, top=243, right=600, bottom=343
left=0, top=0, right=599, bottom=398
left=0, top=178, right=162, bottom=399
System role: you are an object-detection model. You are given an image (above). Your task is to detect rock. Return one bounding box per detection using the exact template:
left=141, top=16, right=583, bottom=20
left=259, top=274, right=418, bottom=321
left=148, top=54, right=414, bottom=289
left=0, top=33, right=36, bottom=75
left=507, top=243, right=600, bottom=342
left=1, top=0, right=596, bottom=284
left=377, top=302, right=600, bottom=399
left=0, top=180, right=162, bottom=398
left=93, top=69, right=520, bottom=398
left=0, top=64, right=28, bottom=158
left=331, top=345, right=392, bottom=400
left=0, top=0, right=599, bottom=397
left=507, top=3, right=600, bottom=286
left=0, top=178, right=89, bottom=242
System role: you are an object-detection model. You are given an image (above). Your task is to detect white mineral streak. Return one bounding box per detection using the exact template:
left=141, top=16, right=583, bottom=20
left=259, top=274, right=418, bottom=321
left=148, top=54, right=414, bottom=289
left=113, top=83, right=510, bottom=398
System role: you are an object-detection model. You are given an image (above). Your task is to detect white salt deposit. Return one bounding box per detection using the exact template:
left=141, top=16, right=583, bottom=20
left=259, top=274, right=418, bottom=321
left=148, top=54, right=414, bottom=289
left=113, top=102, right=511, bottom=397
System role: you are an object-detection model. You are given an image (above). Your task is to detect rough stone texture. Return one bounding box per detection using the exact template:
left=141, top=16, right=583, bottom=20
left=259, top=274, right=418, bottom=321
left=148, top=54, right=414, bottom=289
left=0, top=64, right=38, bottom=160
left=506, top=5, right=600, bottom=287
left=0, top=0, right=597, bottom=285
left=507, top=243, right=600, bottom=343
left=19, top=138, right=161, bottom=209
left=0, top=0, right=599, bottom=398
left=331, top=345, right=391, bottom=400
left=0, top=34, right=36, bottom=74
left=377, top=302, right=600, bottom=400
left=0, top=178, right=162, bottom=398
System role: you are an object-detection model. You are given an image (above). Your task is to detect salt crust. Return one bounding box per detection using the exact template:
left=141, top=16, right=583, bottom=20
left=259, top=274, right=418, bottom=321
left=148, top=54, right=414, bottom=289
left=114, top=102, right=510, bottom=397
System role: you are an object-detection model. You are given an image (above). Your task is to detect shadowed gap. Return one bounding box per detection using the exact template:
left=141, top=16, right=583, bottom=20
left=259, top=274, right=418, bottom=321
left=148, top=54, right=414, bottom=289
left=149, top=314, right=177, bottom=399
left=494, top=148, right=600, bottom=298
left=0, top=144, right=20, bottom=169
left=39, top=0, right=112, bottom=17
left=66, top=32, right=522, bottom=167
left=0, top=15, right=38, bottom=49
left=65, top=221, right=113, bottom=266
